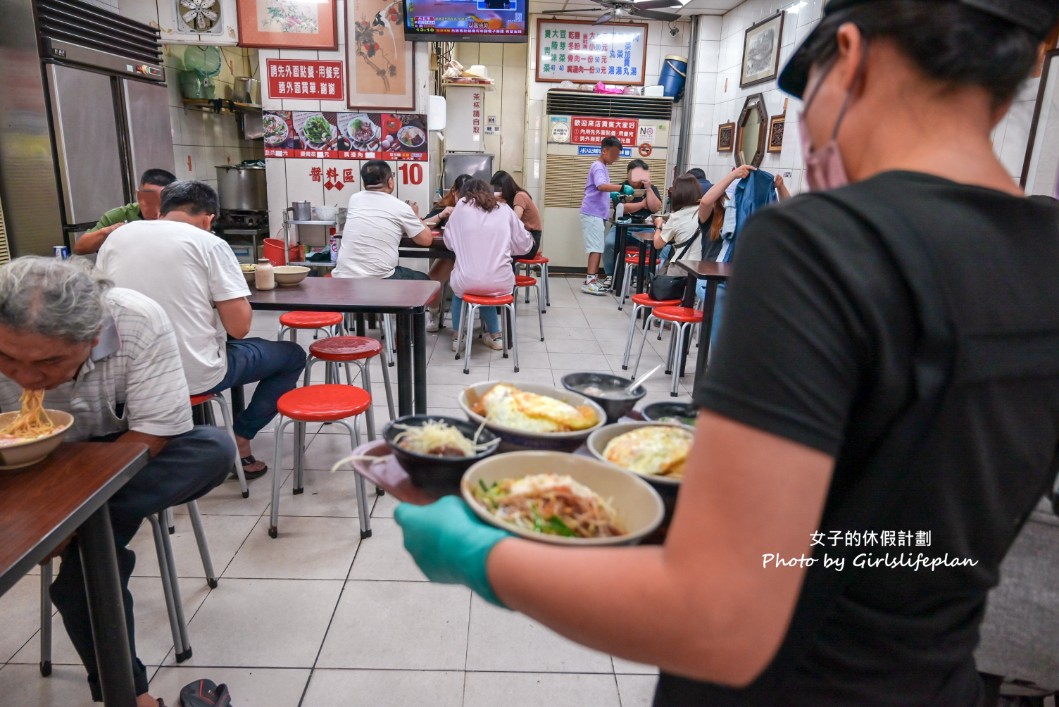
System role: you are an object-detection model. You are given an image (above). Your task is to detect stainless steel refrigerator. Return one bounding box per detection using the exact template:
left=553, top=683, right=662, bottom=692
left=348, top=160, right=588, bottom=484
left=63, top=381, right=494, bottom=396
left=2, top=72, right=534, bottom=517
left=0, top=0, right=173, bottom=256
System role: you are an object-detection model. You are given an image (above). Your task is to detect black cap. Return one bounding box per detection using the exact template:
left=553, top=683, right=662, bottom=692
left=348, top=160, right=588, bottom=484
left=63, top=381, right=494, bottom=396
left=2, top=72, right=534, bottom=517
left=778, top=0, right=1059, bottom=98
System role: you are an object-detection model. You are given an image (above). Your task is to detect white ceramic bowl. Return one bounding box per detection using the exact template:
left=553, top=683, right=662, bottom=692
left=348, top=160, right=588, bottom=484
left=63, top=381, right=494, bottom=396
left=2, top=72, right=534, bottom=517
left=461, top=451, right=664, bottom=545
left=272, top=265, right=310, bottom=286
left=586, top=421, right=695, bottom=489
left=0, top=410, right=75, bottom=471
left=458, top=381, right=606, bottom=452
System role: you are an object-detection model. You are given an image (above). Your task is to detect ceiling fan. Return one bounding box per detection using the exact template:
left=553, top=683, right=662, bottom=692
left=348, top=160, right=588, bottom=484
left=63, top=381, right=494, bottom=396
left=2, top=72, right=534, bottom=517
left=548, top=0, right=683, bottom=25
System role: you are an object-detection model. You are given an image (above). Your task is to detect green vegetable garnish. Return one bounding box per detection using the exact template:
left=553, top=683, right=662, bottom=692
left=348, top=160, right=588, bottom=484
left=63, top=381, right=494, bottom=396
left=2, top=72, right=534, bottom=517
left=303, top=115, right=331, bottom=144
left=545, top=516, right=577, bottom=537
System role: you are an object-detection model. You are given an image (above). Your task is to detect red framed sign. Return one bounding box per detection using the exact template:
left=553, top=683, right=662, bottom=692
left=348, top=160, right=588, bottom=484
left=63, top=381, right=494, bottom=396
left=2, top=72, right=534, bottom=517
left=266, top=60, right=345, bottom=101
left=570, top=116, right=638, bottom=145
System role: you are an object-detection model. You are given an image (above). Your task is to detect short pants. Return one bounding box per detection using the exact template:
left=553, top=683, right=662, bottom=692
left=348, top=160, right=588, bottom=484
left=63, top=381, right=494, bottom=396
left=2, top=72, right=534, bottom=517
left=579, top=213, right=605, bottom=254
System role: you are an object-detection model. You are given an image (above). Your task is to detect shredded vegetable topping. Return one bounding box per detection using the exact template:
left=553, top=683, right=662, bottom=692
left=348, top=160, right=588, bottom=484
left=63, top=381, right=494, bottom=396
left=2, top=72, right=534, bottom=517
left=471, top=473, right=626, bottom=538
left=392, top=420, right=489, bottom=458
left=0, top=390, right=55, bottom=446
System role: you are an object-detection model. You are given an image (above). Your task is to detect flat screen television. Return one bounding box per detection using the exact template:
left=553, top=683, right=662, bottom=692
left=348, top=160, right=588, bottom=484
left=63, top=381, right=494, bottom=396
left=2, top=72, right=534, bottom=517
left=403, top=0, right=528, bottom=42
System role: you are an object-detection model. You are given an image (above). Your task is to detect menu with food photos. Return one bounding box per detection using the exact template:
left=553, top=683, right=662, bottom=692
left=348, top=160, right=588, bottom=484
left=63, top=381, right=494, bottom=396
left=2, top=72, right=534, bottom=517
left=263, top=110, right=428, bottom=161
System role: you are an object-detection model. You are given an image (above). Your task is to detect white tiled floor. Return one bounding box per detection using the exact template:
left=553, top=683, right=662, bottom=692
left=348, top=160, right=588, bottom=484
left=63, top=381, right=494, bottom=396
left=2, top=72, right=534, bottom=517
left=0, top=276, right=698, bottom=706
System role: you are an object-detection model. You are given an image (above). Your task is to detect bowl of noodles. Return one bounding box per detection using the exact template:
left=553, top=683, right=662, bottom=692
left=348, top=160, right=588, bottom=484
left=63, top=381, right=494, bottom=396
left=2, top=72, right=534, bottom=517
left=383, top=415, right=500, bottom=492
left=462, top=451, right=664, bottom=546
left=0, top=391, right=75, bottom=470
left=458, top=381, right=606, bottom=452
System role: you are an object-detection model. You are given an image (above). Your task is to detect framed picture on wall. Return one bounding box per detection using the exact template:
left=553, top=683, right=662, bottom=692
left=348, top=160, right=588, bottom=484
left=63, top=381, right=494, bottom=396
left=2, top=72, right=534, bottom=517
left=346, top=0, right=416, bottom=110
left=717, top=122, right=735, bottom=152
left=767, top=114, right=785, bottom=153
left=236, top=0, right=338, bottom=49
left=740, top=12, right=784, bottom=88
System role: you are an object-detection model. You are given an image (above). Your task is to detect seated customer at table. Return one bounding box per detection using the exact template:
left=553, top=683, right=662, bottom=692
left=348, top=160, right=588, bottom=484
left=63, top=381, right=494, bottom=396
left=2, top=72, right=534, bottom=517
left=443, top=178, right=534, bottom=352
left=423, top=173, right=471, bottom=227
left=601, top=159, right=663, bottom=290
left=74, top=168, right=177, bottom=255
left=97, top=180, right=306, bottom=479
left=334, top=160, right=446, bottom=330
left=0, top=256, right=233, bottom=707
left=491, top=170, right=541, bottom=260
left=652, top=175, right=706, bottom=273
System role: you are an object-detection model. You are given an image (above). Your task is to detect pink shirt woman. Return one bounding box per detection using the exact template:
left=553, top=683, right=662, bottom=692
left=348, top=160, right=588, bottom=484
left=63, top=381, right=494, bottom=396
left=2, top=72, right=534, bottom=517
left=443, top=179, right=534, bottom=349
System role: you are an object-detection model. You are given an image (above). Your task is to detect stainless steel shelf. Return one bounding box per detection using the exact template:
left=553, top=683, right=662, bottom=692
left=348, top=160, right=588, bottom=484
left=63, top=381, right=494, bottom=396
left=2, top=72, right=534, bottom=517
left=289, top=260, right=335, bottom=268
left=284, top=219, right=337, bottom=226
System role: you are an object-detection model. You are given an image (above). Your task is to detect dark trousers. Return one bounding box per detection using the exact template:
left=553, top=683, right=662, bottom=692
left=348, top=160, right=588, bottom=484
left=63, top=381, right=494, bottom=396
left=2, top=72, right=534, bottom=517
left=50, top=426, right=234, bottom=701
left=201, top=338, right=306, bottom=441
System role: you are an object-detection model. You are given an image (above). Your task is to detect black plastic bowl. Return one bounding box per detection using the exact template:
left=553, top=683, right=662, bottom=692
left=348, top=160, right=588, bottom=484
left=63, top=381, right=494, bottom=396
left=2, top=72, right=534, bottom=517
left=641, top=401, right=697, bottom=427
left=561, top=372, right=646, bottom=423
left=383, top=415, right=500, bottom=492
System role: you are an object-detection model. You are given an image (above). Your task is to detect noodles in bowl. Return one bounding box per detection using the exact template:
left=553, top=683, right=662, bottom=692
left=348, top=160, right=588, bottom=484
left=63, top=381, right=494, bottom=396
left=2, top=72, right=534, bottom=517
left=471, top=473, right=626, bottom=539
left=0, top=390, right=75, bottom=470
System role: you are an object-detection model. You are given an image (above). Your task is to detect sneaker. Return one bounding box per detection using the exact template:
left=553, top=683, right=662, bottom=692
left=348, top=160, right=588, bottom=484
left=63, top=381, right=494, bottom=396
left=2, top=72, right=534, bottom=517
left=450, top=336, right=460, bottom=352
left=581, top=277, right=607, bottom=296
left=483, top=332, right=505, bottom=351
left=600, top=275, right=613, bottom=291
left=426, top=310, right=440, bottom=333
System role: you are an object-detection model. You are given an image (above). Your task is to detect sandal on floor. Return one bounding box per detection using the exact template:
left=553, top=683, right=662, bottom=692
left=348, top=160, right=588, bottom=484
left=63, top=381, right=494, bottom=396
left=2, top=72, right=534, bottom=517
left=239, top=455, right=268, bottom=481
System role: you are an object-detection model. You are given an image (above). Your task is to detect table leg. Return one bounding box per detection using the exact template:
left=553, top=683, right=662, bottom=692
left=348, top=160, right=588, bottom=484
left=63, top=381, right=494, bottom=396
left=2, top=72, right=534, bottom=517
left=612, top=224, right=628, bottom=292
left=694, top=279, right=720, bottom=379
left=636, top=239, right=648, bottom=295
left=396, top=312, right=414, bottom=416
left=78, top=503, right=137, bottom=707
left=413, top=310, right=428, bottom=414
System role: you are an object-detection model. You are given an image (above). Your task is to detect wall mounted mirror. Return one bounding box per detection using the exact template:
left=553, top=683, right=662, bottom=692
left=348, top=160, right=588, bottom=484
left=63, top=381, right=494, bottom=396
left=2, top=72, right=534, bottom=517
left=735, top=93, right=769, bottom=167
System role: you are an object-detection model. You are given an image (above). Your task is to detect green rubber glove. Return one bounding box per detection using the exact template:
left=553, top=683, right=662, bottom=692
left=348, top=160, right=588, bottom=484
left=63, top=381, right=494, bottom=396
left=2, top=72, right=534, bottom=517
left=610, top=190, right=622, bottom=203
left=394, top=496, right=511, bottom=607
left=621, top=184, right=635, bottom=196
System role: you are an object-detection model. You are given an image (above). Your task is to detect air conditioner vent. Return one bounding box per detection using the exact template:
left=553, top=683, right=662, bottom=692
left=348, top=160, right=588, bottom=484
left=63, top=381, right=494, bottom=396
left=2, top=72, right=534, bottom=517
left=36, top=0, right=163, bottom=66
left=546, top=90, right=674, bottom=121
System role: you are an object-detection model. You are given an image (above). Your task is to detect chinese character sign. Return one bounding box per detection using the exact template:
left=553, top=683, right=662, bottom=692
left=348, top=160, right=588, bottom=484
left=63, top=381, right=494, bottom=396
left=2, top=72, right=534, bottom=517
left=266, top=60, right=345, bottom=101
left=536, top=19, right=647, bottom=85
left=569, top=116, right=638, bottom=145
left=263, top=110, right=428, bottom=161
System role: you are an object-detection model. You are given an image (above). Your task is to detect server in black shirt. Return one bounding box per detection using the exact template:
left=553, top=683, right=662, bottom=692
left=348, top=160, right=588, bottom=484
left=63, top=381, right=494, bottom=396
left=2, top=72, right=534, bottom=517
left=395, top=2, right=1059, bottom=704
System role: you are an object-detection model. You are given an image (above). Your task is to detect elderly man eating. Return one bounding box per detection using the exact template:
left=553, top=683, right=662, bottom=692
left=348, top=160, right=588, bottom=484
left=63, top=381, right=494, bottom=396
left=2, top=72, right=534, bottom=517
left=0, top=256, right=233, bottom=706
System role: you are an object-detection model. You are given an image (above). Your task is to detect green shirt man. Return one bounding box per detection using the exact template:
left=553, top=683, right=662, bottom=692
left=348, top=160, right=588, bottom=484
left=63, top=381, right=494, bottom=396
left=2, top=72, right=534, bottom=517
left=73, top=168, right=177, bottom=255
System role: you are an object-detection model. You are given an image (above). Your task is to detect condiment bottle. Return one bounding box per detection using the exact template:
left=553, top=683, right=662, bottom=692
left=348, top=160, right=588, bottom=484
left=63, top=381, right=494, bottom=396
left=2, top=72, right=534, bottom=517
left=254, top=258, right=275, bottom=290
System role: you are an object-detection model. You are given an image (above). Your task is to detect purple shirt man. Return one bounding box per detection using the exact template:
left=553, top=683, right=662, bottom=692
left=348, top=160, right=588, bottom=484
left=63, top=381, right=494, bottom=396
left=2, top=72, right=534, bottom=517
left=581, top=160, right=612, bottom=218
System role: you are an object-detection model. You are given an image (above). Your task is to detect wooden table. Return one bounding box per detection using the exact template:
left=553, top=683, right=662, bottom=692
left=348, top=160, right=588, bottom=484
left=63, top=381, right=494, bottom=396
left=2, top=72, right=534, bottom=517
left=0, top=442, right=149, bottom=706
left=247, top=278, right=440, bottom=415
left=674, top=260, right=733, bottom=381
left=399, top=233, right=454, bottom=260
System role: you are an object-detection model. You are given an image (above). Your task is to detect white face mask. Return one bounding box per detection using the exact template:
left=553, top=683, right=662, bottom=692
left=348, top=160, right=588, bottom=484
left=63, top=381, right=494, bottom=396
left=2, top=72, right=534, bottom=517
left=798, top=51, right=865, bottom=191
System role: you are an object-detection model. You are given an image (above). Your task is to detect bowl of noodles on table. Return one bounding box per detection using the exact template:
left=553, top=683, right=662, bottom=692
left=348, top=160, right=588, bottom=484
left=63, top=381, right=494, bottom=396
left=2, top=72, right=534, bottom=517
left=458, top=381, right=605, bottom=452
left=462, top=451, right=664, bottom=546
left=0, top=390, right=74, bottom=470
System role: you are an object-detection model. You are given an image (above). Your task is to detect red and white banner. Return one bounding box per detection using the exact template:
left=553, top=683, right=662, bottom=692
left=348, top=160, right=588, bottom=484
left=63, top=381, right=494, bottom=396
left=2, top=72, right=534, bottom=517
left=570, top=116, right=638, bottom=145
left=266, top=60, right=344, bottom=101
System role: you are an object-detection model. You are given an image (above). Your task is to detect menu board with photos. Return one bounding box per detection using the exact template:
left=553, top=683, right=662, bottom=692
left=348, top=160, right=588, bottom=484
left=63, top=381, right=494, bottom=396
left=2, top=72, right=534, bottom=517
left=263, top=110, right=428, bottom=161
left=535, top=19, right=647, bottom=86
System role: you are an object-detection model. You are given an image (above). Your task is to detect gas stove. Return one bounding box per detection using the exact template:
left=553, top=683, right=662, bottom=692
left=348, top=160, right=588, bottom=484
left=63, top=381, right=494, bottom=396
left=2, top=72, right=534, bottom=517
left=214, top=209, right=269, bottom=231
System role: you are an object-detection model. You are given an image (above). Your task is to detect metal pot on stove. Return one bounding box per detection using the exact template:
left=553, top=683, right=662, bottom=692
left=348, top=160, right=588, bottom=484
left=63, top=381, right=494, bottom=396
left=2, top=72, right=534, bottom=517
left=216, top=163, right=266, bottom=212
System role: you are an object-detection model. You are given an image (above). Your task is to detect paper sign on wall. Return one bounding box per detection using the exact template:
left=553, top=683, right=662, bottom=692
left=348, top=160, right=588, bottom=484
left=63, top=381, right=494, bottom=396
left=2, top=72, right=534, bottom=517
left=266, top=60, right=345, bottom=100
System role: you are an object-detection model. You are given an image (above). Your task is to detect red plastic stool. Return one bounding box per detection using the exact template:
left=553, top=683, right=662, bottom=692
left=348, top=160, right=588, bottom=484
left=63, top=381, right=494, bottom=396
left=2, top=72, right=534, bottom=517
left=269, top=384, right=374, bottom=539
left=277, top=311, right=344, bottom=343
left=513, top=275, right=544, bottom=341
left=305, top=336, right=396, bottom=430
left=515, top=254, right=550, bottom=309
left=190, top=392, right=248, bottom=498
left=621, top=293, right=683, bottom=371
left=632, top=306, right=704, bottom=397
left=455, top=293, right=518, bottom=374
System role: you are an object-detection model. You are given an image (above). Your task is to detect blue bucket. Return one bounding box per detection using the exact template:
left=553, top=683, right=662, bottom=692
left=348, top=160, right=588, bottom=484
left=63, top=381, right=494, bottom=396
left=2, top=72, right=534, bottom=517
left=659, top=55, right=688, bottom=100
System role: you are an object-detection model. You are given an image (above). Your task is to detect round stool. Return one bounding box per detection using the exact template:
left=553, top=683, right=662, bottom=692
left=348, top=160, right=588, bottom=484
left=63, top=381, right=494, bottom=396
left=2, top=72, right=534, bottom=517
left=190, top=392, right=248, bottom=498
left=515, top=254, right=550, bottom=309
left=632, top=306, right=704, bottom=398
left=621, top=293, right=683, bottom=371
left=277, top=311, right=344, bottom=343
left=269, top=384, right=374, bottom=539
left=513, top=275, right=544, bottom=341
left=455, top=293, right=519, bottom=375
left=305, top=335, right=396, bottom=430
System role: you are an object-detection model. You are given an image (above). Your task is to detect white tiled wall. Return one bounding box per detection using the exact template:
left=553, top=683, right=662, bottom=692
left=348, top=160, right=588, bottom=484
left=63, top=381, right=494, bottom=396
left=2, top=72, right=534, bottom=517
left=454, top=43, right=529, bottom=180
left=164, top=45, right=264, bottom=193
left=993, top=77, right=1041, bottom=183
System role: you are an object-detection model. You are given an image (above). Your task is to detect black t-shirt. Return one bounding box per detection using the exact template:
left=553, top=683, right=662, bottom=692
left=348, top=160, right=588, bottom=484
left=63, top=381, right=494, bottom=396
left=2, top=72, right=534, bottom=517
left=621, top=180, right=662, bottom=223
left=664, top=172, right=1059, bottom=705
